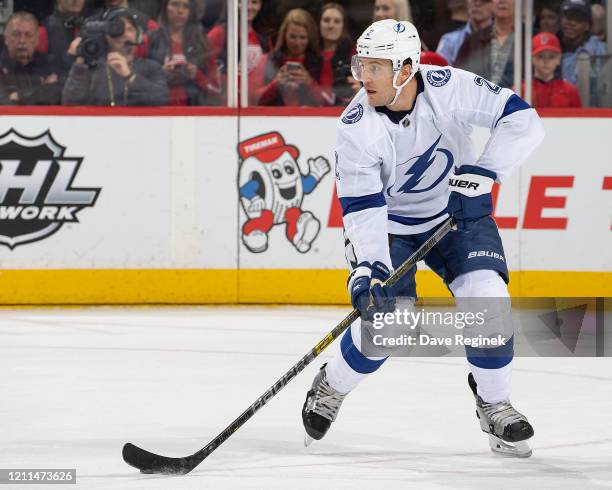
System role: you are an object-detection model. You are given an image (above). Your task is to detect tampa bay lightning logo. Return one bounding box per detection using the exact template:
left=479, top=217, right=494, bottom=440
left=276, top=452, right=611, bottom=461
left=387, top=135, right=454, bottom=196
left=426, top=69, right=451, bottom=87
left=394, top=23, right=405, bottom=33
left=342, top=104, right=364, bottom=124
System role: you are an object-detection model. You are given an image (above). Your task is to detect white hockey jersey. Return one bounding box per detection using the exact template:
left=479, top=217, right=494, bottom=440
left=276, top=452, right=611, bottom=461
left=335, top=64, right=545, bottom=270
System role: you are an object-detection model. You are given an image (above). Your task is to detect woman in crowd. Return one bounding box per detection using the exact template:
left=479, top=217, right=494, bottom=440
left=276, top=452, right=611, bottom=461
left=373, top=0, right=412, bottom=22
left=146, top=0, right=219, bottom=105
left=207, top=0, right=272, bottom=75
left=318, top=2, right=355, bottom=105
left=250, top=8, right=326, bottom=106
left=537, top=0, right=562, bottom=35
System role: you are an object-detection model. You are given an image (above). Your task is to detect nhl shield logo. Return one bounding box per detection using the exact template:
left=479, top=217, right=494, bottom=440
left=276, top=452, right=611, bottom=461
left=0, top=129, right=101, bottom=249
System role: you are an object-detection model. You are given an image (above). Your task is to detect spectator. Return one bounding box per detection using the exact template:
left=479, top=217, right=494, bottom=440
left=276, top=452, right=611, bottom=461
left=537, top=0, right=562, bottom=35
left=62, top=8, right=168, bottom=105
left=318, top=2, right=354, bottom=105
left=250, top=8, right=326, bottom=106
left=591, top=3, right=606, bottom=42
left=455, top=0, right=515, bottom=88
left=40, top=0, right=87, bottom=78
left=559, top=0, right=607, bottom=94
left=207, top=0, right=272, bottom=75
left=436, top=0, right=493, bottom=65
left=373, top=0, right=413, bottom=22
left=95, top=0, right=159, bottom=33
left=527, top=31, right=581, bottom=107
left=0, top=12, right=62, bottom=105
left=130, top=0, right=163, bottom=19
left=147, top=0, right=219, bottom=105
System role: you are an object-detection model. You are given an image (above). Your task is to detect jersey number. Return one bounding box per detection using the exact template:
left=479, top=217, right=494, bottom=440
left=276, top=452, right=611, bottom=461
left=474, top=76, right=502, bottom=94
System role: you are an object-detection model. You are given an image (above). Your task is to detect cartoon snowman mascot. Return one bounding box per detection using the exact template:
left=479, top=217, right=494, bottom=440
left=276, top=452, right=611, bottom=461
left=238, top=131, right=330, bottom=253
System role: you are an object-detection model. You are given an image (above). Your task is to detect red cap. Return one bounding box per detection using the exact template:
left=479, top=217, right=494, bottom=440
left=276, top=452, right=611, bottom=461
left=419, top=51, right=448, bottom=67
left=238, top=131, right=299, bottom=163
left=532, top=32, right=562, bottom=56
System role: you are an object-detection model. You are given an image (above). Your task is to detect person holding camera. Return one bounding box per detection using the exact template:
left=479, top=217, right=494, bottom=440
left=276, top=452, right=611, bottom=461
left=250, top=8, right=327, bottom=106
left=62, top=8, right=169, bottom=106
left=0, top=12, right=62, bottom=105
left=146, top=0, right=220, bottom=105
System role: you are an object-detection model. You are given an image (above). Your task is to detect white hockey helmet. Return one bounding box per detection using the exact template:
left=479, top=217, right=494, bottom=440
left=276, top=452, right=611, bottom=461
left=351, top=19, right=421, bottom=105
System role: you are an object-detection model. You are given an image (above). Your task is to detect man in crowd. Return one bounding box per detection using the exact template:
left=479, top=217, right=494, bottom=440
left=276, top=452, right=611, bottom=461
left=41, top=0, right=87, bottom=78
left=455, top=0, right=515, bottom=87
left=0, top=12, right=62, bottom=105
left=437, top=0, right=493, bottom=65
left=62, top=8, right=168, bottom=106
left=559, top=0, right=607, bottom=105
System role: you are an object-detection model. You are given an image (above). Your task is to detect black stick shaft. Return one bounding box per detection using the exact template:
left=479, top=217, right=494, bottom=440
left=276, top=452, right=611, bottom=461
left=122, top=217, right=455, bottom=474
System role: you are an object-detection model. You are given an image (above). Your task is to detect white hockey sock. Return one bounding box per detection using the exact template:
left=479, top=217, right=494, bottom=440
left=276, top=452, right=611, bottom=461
left=325, top=352, right=370, bottom=395
left=469, top=361, right=512, bottom=403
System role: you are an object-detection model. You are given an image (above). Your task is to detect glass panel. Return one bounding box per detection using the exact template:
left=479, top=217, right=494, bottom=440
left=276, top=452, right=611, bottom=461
left=0, top=0, right=229, bottom=106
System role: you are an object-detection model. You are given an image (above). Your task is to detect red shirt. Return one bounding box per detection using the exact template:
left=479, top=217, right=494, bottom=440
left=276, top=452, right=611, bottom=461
left=527, top=78, right=582, bottom=108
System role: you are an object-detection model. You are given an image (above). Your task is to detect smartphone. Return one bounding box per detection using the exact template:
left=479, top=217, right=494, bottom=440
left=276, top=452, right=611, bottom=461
left=286, top=61, right=302, bottom=72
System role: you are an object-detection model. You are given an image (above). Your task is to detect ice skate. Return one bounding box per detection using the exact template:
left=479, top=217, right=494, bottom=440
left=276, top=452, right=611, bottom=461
left=292, top=212, right=320, bottom=253
left=302, top=364, right=347, bottom=446
left=468, top=373, right=534, bottom=457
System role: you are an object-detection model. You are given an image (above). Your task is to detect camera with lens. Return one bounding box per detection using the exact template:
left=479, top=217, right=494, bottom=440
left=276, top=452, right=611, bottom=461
left=76, top=8, right=140, bottom=67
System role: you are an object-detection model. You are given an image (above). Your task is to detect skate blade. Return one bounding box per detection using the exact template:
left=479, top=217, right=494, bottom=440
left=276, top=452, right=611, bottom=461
left=488, top=435, right=532, bottom=458
left=304, top=433, right=315, bottom=447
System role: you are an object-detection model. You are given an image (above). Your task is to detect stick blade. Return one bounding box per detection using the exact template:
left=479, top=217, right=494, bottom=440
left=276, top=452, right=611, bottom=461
left=122, top=442, right=196, bottom=475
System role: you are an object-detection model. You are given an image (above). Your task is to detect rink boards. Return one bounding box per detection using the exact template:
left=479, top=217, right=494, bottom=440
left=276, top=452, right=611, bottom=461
left=0, top=109, right=610, bottom=304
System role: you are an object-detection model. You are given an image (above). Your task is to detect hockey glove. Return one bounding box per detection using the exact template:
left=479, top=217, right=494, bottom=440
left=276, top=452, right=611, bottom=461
left=348, top=261, right=396, bottom=321
left=447, top=165, right=496, bottom=232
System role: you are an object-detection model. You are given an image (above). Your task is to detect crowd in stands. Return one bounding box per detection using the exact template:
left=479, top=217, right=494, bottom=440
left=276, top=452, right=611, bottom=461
left=0, top=0, right=608, bottom=108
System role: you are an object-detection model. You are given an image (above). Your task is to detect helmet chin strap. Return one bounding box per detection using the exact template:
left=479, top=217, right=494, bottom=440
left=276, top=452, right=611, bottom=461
left=387, top=67, right=417, bottom=107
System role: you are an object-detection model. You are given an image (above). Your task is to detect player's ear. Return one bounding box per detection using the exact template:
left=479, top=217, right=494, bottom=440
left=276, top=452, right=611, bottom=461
left=400, top=61, right=412, bottom=83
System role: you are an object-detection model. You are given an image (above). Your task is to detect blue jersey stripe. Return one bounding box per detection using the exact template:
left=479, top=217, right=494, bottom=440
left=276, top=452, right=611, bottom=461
left=388, top=209, right=448, bottom=226
left=466, top=335, right=514, bottom=369
left=495, top=94, right=531, bottom=127
left=340, top=328, right=387, bottom=374
left=340, top=192, right=386, bottom=216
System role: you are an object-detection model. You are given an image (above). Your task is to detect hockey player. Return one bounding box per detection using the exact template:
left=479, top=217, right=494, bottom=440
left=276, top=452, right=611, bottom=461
left=302, top=19, right=544, bottom=457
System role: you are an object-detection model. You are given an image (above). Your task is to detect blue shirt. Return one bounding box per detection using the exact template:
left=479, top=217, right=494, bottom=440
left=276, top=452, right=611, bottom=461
left=436, top=23, right=472, bottom=65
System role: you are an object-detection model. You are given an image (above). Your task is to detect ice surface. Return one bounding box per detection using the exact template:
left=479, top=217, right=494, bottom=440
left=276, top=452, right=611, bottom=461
left=1, top=306, right=611, bottom=489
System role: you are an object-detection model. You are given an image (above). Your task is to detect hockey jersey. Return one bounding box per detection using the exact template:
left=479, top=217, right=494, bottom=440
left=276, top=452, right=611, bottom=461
left=335, top=64, right=545, bottom=270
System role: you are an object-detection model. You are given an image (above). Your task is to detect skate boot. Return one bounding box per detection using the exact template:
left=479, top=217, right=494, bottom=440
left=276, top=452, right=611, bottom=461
left=302, top=364, right=347, bottom=446
left=468, top=372, right=534, bottom=457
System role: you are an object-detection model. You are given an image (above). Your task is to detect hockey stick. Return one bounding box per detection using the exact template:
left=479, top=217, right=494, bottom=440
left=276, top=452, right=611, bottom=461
left=122, top=217, right=456, bottom=475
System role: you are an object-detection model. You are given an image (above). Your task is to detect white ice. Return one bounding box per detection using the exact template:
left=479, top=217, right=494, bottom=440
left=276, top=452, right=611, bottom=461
left=1, top=306, right=611, bottom=489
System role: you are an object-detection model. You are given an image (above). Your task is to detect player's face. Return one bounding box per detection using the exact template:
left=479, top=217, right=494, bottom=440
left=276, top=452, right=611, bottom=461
left=353, top=57, right=395, bottom=106
left=320, top=8, right=343, bottom=44
left=285, top=24, right=309, bottom=57
left=533, top=50, right=561, bottom=79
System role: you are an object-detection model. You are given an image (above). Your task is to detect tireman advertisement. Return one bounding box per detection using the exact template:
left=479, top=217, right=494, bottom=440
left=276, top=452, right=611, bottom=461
left=238, top=131, right=331, bottom=254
